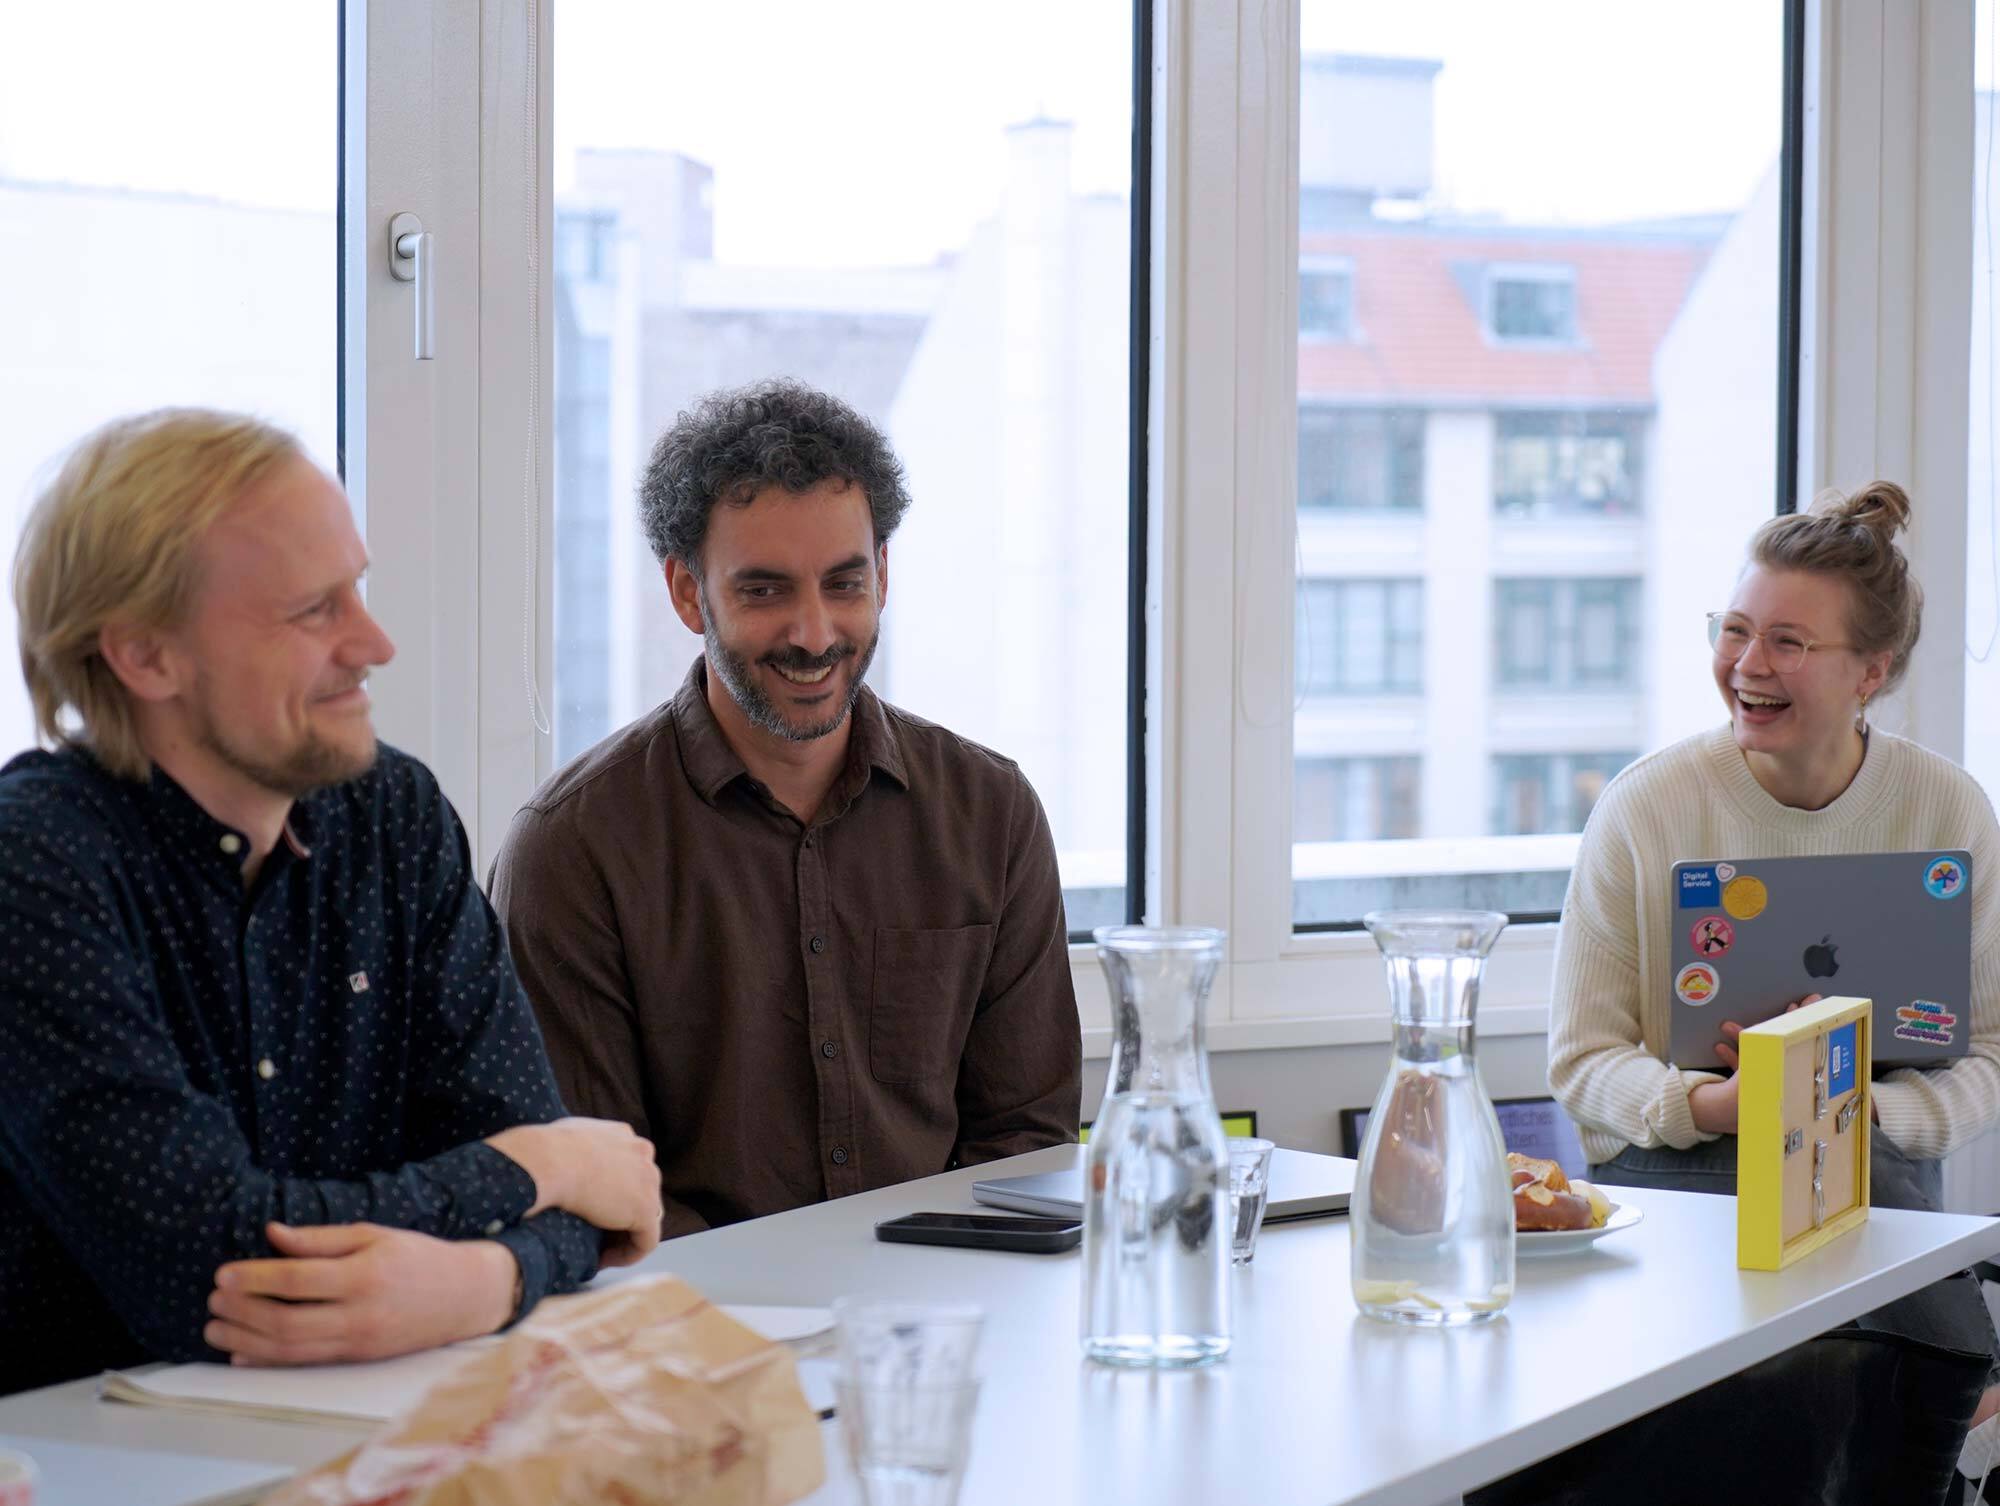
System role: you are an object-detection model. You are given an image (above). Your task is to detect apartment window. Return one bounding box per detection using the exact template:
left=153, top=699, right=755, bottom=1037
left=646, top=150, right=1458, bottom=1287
left=1300, top=257, right=1355, bottom=339
left=1298, top=408, right=1423, bottom=511
left=1492, top=753, right=1636, bottom=836
left=1494, top=411, right=1645, bottom=517
left=1488, top=266, right=1576, bottom=342
left=1296, top=580, right=1424, bottom=696
left=551, top=5, right=1136, bottom=933
left=1494, top=579, right=1640, bottom=691
left=1295, top=757, right=1421, bottom=842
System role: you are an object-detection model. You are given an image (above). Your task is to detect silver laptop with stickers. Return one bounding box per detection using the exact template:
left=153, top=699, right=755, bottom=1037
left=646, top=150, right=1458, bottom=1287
left=1666, top=850, right=1973, bottom=1070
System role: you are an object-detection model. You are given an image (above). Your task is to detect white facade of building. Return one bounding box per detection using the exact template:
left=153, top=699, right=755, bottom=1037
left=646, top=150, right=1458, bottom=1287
left=0, top=180, right=337, bottom=763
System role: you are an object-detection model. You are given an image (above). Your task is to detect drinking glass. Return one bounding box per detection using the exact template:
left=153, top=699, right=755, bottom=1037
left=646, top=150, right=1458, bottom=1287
left=833, top=1298, right=982, bottom=1388
left=834, top=1379, right=981, bottom=1506
left=1227, top=1136, right=1276, bottom=1264
left=0, top=1449, right=34, bottom=1506
left=833, top=1299, right=984, bottom=1506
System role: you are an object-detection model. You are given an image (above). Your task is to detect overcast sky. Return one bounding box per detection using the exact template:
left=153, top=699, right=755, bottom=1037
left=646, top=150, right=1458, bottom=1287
left=0, top=2, right=1986, bottom=266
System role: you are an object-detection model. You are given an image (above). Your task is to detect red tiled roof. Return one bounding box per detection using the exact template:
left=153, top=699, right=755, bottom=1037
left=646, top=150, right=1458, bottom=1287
left=1298, top=228, right=1712, bottom=407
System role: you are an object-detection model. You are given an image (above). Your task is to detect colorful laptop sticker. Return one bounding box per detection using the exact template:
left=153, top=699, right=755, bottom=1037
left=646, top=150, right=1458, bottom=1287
left=1722, top=874, right=1768, bottom=921
left=1691, top=916, right=1735, bottom=958
left=1894, top=1001, right=1958, bottom=1047
left=1925, top=856, right=1967, bottom=900
left=1676, top=962, right=1720, bottom=1007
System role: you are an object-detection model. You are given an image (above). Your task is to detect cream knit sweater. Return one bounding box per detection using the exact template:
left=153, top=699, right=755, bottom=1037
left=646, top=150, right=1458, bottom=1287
left=1548, top=723, right=2000, bottom=1166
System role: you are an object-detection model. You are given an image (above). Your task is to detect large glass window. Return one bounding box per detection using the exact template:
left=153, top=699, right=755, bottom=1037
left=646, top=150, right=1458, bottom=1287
left=1293, top=3, right=1784, bottom=927
left=551, top=4, right=1135, bottom=931
left=0, top=3, right=338, bottom=762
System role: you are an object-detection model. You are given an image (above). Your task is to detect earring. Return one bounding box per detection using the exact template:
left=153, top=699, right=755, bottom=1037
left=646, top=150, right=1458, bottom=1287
left=1858, top=690, right=1872, bottom=729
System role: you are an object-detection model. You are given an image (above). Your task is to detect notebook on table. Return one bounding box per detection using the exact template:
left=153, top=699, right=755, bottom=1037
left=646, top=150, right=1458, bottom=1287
left=973, top=1146, right=1353, bottom=1223
left=99, top=1305, right=830, bottom=1427
left=1666, top=851, right=1973, bottom=1070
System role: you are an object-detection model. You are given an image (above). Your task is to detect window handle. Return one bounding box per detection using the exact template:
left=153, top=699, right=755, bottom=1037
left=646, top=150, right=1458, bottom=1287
left=388, top=212, right=435, bottom=361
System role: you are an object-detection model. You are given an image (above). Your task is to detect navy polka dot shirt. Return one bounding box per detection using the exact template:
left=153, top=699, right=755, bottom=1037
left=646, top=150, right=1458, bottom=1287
left=0, top=743, right=602, bottom=1396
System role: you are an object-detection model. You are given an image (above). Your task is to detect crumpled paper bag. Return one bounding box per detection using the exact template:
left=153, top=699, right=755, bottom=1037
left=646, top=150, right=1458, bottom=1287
left=263, top=1274, right=825, bottom=1506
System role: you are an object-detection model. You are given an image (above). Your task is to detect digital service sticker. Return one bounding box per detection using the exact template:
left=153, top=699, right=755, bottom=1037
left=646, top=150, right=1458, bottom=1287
left=1827, top=1022, right=1857, bottom=1097
left=1924, top=856, right=1967, bottom=900
left=1678, top=866, right=1719, bottom=908
left=1675, top=962, right=1720, bottom=1007
left=1690, top=916, right=1735, bottom=959
left=1895, top=1000, right=1959, bottom=1047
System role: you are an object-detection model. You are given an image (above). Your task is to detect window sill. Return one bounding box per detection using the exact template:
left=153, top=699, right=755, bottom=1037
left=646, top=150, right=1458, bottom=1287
left=1080, top=1002, right=1555, bottom=1061
left=1068, top=920, right=1561, bottom=1057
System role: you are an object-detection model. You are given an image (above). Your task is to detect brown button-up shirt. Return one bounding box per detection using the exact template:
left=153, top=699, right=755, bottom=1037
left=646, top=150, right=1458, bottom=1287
left=489, top=661, right=1081, bottom=1236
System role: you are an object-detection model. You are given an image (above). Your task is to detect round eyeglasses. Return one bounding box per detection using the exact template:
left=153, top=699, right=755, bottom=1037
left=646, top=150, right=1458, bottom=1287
left=1706, top=612, right=1849, bottom=674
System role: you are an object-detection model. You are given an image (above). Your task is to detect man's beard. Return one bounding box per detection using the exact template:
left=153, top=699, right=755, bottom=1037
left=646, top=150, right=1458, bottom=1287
left=189, top=675, right=378, bottom=798
left=701, top=594, right=878, bottom=744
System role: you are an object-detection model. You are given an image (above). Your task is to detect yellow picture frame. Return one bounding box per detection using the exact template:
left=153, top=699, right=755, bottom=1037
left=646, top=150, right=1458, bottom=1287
left=1736, top=994, right=1872, bottom=1271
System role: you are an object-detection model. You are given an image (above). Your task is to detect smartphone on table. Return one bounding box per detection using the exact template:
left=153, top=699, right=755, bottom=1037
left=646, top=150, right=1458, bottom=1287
left=874, top=1211, right=1082, bottom=1254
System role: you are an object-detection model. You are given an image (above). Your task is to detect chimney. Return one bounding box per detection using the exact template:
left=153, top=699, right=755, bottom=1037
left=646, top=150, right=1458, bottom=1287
left=1300, top=54, right=1440, bottom=222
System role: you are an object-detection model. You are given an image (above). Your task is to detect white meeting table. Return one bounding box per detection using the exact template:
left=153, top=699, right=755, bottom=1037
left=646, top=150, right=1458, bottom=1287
left=2, top=1142, right=1998, bottom=1506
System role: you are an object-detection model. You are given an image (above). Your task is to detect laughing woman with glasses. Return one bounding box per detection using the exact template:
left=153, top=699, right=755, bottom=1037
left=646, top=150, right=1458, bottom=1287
left=1526, top=483, right=2000, bottom=1502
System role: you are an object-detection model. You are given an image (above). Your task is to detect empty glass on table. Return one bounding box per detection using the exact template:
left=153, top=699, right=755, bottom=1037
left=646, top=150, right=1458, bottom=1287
left=833, top=1298, right=983, bottom=1506
left=1227, top=1136, right=1276, bottom=1264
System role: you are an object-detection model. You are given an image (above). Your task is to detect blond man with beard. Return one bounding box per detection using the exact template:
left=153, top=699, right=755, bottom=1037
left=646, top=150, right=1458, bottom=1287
left=0, top=410, right=662, bottom=1396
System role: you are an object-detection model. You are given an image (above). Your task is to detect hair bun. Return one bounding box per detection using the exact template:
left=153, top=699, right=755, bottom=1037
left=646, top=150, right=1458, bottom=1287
left=1815, top=480, right=1912, bottom=538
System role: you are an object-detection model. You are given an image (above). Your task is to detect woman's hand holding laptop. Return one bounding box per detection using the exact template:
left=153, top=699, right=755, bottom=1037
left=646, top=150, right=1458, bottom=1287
left=1688, top=996, right=1821, bottom=1135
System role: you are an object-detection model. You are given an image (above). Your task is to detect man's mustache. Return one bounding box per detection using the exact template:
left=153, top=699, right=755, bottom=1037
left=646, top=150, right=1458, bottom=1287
left=759, top=644, right=857, bottom=673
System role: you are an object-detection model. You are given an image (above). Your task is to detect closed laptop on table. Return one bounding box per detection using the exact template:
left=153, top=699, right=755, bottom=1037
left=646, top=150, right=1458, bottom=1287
left=1666, top=850, right=1972, bottom=1070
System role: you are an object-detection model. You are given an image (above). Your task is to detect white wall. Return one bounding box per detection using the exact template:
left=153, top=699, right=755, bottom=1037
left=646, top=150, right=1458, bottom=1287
left=885, top=124, right=1130, bottom=885
left=1647, top=161, right=1783, bottom=750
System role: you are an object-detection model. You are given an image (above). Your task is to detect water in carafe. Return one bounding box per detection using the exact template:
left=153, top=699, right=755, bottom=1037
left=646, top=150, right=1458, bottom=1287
left=1350, top=911, right=1515, bottom=1326
left=1081, top=927, right=1231, bottom=1368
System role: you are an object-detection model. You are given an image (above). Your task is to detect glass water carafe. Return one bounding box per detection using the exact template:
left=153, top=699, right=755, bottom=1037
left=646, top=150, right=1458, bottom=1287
left=1081, top=926, right=1231, bottom=1368
left=1350, top=910, right=1515, bottom=1326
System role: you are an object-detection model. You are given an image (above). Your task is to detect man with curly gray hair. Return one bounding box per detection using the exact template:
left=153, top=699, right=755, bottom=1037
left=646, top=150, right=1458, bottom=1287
left=491, top=380, right=1081, bottom=1237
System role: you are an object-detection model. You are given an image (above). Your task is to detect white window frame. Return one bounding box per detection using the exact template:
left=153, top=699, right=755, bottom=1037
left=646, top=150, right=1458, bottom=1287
left=1077, top=0, right=1977, bottom=1060
left=349, top=0, right=548, bottom=867
left=441, top=0, right=1974, bottom=1061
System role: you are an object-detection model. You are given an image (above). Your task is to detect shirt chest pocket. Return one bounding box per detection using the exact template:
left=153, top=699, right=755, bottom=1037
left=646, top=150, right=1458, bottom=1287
left=870, top=925, right=996, bottom=1085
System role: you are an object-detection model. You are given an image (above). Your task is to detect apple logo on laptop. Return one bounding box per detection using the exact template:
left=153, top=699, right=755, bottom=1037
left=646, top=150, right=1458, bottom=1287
left=1803, top=936, right=1840, bottom=980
